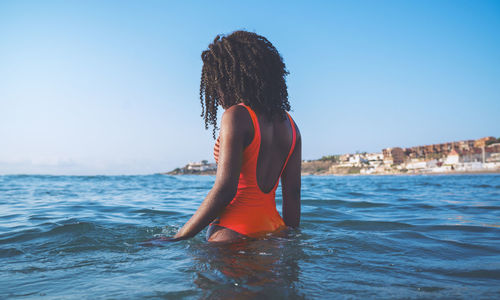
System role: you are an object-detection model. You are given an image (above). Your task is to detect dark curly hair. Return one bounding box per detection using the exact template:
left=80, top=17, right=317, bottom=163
left=200, top=30, right=290, bottom=138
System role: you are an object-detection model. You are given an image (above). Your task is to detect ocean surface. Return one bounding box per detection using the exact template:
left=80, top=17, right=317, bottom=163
left=1, top=174, right=499, bottom=299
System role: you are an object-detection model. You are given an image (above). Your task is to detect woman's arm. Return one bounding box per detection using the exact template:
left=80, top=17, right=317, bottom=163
left=173, top=106, right=250, bottom=239
left=281, top=123, right=301, bottom=228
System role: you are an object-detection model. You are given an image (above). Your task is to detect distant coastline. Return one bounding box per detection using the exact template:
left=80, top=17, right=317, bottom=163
left=163, top=160, right=217, bottom=175
left=163, top=136, right=500, bottom=176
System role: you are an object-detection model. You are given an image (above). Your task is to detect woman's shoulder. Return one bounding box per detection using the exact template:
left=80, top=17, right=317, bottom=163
left=224, top=103, right=250, bottom=117
left=220, top=104, right=254, bottom=139
left=221, top=104, right=252, bottom=124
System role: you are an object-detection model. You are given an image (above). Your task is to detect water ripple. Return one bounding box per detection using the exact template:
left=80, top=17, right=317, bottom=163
left=0, top=174, right=499, bottom=298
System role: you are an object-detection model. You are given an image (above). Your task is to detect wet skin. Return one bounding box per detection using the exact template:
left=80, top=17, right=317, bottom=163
left=173, top=104, right=302, bottom=242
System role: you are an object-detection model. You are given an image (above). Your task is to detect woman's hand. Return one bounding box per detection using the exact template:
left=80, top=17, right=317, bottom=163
left=140, top=235, right=185, bottom=247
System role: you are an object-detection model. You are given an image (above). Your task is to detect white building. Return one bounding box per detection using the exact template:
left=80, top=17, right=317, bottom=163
left=366, top=153, right=383, bottom=161
left=455, top=162, right=484, bottom=172
left=349, top=155, right=361, bottom=164
left=186, top=161, right=217, bottom=172
left=406, top=160, right=427, bottom=170
left=445, top=149, right=460, bottom=165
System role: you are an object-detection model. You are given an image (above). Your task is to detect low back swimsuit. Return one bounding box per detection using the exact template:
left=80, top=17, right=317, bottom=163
left=211, top=103, right=297, bottom=238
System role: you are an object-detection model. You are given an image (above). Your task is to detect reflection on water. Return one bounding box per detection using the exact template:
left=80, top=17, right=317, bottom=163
left=189, top=231, right=304, bottom=299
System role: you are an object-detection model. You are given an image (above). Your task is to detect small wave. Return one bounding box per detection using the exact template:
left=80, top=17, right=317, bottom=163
left=388, top=230, right=499, bottom=255
left=157, top=174, right=179, bottom=179
left=32, top=189, right=78, bottom=198
left=398, top=229, right=500, bottom=252
left=0, top=221, right=96, bottom=244
left=0, top=228, right=42, bottom=244
left=346, top=201, right=389, bottom=208
left=10, top=266, right=47, bottom=274
left=47, top=222, right=95, bottom=235
left=440, top=238, right=499, bottom=252
left=387, top=188, right=408, bottom=192
left=335, top=220, right=412, bottom=231
left=177, top=185, right=211, bottom=191
left=418, top=182, right=442, bottom=187
left=346, top=192, right=367, bottom=197
left=462, top=205, right=500, bottom=210
left=430, top=268, right=500, bottom=279
left=452, top=269, right=500, bottom=279
left=472, top=184, right=492, bottom=188
left=413, top=204, right=436, bottom=209
left=389, top=230, right=439, bottom=243
left=28, top=214, right=52, bottom=221
left=422, top=224, right=498, bottom=233
left=0, top=213, right=23, bottom=220
left=413, top=286, right=445, bottom=292
left=132, top=208, right=181, bottom=216
left=397, top=197, right=411, bottom=202
left=304, top=199, right=388, bottom=208
left=0, top=247, right=24, bottom=258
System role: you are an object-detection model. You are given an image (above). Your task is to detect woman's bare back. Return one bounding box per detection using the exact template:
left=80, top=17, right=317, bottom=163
left=207, top=107, right=301, bottom=243
left=255, top=112, right=295, bottom=193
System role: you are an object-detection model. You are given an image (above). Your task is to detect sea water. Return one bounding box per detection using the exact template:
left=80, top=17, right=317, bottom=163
left=1, top=174, right=499, bottom=299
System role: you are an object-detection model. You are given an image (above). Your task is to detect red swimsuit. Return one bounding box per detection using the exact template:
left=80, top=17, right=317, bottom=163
left=211, top=104, right=297, bottom=237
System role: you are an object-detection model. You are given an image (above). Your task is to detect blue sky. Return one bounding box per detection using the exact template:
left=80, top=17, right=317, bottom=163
left=1, top=0, right=499, bottom=175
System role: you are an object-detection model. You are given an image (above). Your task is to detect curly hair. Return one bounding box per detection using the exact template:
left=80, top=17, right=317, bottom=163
left=200, top=30, right=290, bottom=138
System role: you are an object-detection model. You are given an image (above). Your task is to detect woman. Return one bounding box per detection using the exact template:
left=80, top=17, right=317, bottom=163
left=173, top=30, right=301, bottom=243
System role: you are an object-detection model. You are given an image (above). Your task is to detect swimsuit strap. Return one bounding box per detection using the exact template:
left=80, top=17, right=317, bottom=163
left=238, top=103, right=260, bottom=149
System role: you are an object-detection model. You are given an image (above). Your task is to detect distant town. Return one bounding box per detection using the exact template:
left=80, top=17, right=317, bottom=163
left=164, top=136, right=500, bottom=175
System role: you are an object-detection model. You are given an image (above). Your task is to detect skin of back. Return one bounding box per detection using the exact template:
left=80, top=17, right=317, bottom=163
left=174, top=106, right=301, bottom=242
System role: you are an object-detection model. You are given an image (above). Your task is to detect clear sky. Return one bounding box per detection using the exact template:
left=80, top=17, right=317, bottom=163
left=1, top=0, right=499, bottom=175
